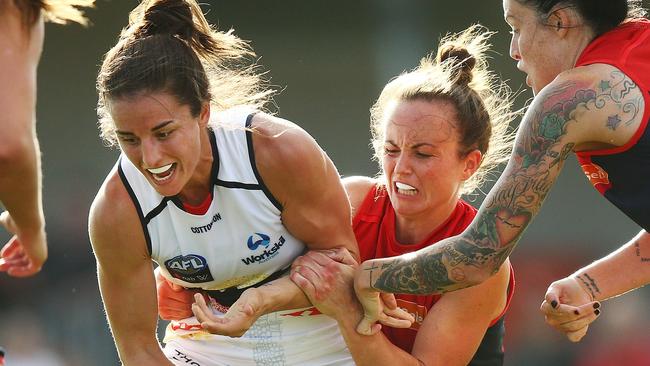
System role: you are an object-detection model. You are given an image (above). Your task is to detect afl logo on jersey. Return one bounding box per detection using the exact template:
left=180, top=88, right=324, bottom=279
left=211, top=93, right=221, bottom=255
left=247, top=233, right=271, bottom=250
left=164, top=254, right=214, bottom=283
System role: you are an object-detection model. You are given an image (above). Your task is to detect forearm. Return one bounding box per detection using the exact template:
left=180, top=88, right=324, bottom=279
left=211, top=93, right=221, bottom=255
left=118, top=341, right=172, bottom=366
left=0, top=131, right=44, bottom=238
left=573, top=230, right=650, bottom=301
left=335, top=305, right=422, bottom=366
left=359, top=236, right=494, bottom=296
left=254, top=275, right=311, bottom=314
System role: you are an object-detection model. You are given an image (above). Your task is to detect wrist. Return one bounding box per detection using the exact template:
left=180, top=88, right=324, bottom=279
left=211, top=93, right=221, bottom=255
left=571, top=273, right=597, bottom=302
left=241, top=287, right=268, bottom=316
left=355, top=261, right=377, bottom=292
left=335, top=301, right=363, bottom=328
left=15, top=212, right=45, bottom=237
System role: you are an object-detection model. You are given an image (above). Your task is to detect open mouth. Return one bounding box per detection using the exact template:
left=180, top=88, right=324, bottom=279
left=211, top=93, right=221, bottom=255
left=395, top=181, right=417, bottom=196
left=147, top=163, right=176, bottom=182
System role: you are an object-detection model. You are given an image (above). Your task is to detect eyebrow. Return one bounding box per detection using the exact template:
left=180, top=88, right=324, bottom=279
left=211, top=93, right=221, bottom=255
left=385, top=140, right=436, bottom=149
left=116, top=120, right=175, bottom=136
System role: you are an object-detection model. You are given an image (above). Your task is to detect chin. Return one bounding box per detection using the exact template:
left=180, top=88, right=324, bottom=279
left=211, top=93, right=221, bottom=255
left=147, top=179, right=181, bottom=197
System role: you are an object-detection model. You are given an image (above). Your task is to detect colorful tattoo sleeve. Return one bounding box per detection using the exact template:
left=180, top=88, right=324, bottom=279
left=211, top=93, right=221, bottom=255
left=369, top=70, right=642, bottom=295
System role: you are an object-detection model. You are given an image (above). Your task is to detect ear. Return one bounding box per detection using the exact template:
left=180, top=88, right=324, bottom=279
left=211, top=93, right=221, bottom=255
left=461, top=149, right=482, bottom=181
left=199, top=102, right=211, bottom=127
left=547, top=5, right=575, bottom=38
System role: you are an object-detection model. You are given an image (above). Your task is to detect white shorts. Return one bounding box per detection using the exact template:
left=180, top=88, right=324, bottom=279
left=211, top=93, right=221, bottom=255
left=163, top=307, right=354, bottom=366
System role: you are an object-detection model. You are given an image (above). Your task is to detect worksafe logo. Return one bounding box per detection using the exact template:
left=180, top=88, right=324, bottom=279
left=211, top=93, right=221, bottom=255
left=247, top=233, right=271, bottom=250
left=242, top=234, right=286, bottom=265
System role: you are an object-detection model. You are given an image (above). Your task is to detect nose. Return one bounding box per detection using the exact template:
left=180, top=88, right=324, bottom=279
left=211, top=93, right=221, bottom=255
left=141, top=138, right=163, bottom=168
left=393, top=153, right=412, bottom=176
left=509, top=36, right=520, bottom=61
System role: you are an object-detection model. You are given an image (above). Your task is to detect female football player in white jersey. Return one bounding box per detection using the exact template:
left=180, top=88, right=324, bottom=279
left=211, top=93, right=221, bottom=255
left=159, top=25, right=517, bottom=366
left=89, top=0, right=409, bottom=365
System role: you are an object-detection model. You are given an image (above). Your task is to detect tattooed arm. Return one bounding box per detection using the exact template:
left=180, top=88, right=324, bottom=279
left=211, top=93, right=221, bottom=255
left=354, top=64, right=645, bottom=313
left=572, top=231, right=650, bottom=301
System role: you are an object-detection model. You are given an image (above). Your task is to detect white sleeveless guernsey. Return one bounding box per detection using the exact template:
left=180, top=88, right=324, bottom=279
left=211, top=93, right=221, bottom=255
left=118, top=107, right=353, bottom=366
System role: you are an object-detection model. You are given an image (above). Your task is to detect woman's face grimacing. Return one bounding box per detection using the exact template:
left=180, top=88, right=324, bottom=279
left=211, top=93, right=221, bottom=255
left=109, top=91, right=209, bottom=197
left=381, top=99, right=481, bottom=222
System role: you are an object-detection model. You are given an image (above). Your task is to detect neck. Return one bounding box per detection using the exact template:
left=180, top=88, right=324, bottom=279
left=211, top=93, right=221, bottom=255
left=179, top=128, right=214, bottom=205
left=569, top=27, right=598, bottom=67
left=394, top=198, right=458, bottom=244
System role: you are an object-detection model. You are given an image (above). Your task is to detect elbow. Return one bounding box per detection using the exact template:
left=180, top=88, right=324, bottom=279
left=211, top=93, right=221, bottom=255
left=471, top=270, right=494, bottom=286
left=457, top=267, right=497, bottom=290
left=0, top=135, right=37, bottom=167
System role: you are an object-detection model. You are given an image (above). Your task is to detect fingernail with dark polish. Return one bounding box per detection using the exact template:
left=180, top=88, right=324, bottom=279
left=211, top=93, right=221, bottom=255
left=551, top=300, right=558, bottom=308
left=595, top=309, right=600, bottom=315
left=573, top=310, right=579, bottom=315
left=593, top=302, right=600, bottom=309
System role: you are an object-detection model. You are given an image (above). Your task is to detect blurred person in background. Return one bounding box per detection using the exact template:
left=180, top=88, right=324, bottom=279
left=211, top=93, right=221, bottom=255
left=352, top=0, right=650, bottom=346
left=0, top=0, right=93, bottom=278
left=160, top=25, right=517, bottom=366
left=89, top=0, right=409, bottom=364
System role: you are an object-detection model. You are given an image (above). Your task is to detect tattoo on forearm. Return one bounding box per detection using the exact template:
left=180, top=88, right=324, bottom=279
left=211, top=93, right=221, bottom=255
left=371, top=72, right=643, bottom=295
left=577, top=273, right=601, bottom=300
left=371, top=239, right=512, bottom=294
left=372, top=250, right=455, bottom=294
left=634, top=241, right=650, bottom=262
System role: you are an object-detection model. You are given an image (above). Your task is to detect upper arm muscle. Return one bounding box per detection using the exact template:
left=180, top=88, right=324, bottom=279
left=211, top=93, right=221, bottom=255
left=89, top=171, right=164, bottom=361
left=412, top=261, right=511, bottom=365
left=250, top=114, right=359, bottom=260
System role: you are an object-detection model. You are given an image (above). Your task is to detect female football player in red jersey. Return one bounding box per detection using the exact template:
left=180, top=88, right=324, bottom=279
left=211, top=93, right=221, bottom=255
left=353, top=0, right=650, bottom=345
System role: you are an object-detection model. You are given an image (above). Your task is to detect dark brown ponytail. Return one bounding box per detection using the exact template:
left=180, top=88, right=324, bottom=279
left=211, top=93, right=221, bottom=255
left=97, top=0, right=272, bottom=146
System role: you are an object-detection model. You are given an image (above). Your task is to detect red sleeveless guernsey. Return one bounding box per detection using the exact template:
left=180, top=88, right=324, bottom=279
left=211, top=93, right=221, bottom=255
left=575, top=19, right=650, bottom=230
left=353, top=185, right=515, bottom=364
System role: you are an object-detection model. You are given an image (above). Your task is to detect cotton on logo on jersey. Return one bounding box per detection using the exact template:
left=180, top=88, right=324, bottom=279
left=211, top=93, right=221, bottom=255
left=241, top=233, right=285, bottom=265
left=165, top=254, right=214, bottom=283
left=190, top=213, right=222, bottom=233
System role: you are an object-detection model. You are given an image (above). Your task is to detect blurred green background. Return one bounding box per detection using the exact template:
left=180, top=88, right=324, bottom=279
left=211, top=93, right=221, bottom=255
left=1, top=0, right=649, bottom=365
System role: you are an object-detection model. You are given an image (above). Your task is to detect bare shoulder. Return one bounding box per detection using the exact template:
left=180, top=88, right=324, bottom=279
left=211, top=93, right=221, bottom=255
left=249, top=112, right=318, bottom=168
left=539, top=63, right=645, bottom=148
left=89, top=167, right=148, bottom=261
left=342, top=176, right=376, bottom=217
left=249, top=112, right=335, bottom=203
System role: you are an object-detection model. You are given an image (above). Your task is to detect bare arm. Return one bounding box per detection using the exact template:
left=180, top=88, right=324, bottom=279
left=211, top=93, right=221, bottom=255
left=293, top=248, right=510, bottom=366
left=90, top=171, right=172, bottom=365
left=0, top=4, right=47, bottom=277
left=356, top=64, right=645, bottom=295
left=571, top=230, right=650, bottom=301
left=189, top=113, right=359, bottom=334
left=253, top=113, right=359, bottom=259
left=541, top=230, right=650, bottom=342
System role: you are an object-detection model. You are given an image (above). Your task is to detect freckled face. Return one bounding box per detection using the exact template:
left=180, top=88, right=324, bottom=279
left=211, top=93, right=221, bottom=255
left=382, top=99, right=469, bottom=221
left=503, top=0, right=566, bottom=94
left=110, top=92, right=208, bottom=197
